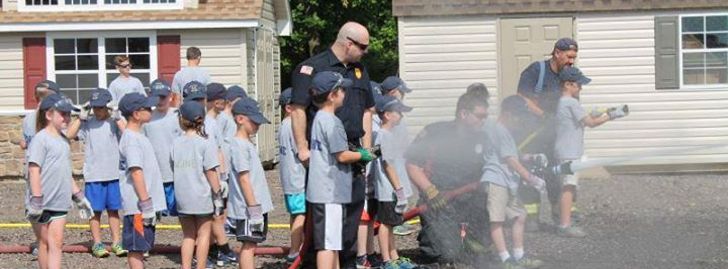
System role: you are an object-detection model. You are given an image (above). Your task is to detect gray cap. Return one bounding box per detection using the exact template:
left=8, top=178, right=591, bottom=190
left=311, top=71, right=352, bottom=95
left=554, top=37, right=578, bottom=51
left=375, top=95, right=412, bottom=113
left=559, top=66, right=591, bottom=85
left=381, top=76, right=412, bottom=94
left=39, top=93, right=79, bottom=113
left=179, top=100, right=206, bottom=122
left=88, top=88, right=113, bottom=107
left=279, top=87, right=293, bottom=107
left=150, top=79, right=172, bottom=97
left=232, top=97, right=270, bottom=125
left=183, top=81, right=206, bottom=101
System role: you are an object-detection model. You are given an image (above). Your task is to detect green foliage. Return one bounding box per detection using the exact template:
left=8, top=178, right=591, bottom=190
left=279, top=0, right=399, bottom=88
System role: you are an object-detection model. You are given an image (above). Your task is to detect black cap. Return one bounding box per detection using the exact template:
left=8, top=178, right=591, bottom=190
left=39, top=93, right=79, bottom=113
left=500, top=95, right=529, bottom=115
left=119, top=92, right=159, bottom=117
left=226, top=85, right=248, bottom=102
left=183, top=81, right=206, bottom=101
left=311, top=71, right=352, bottom=95
left=232, top=98, right=270, bottom=125
left=35, top=80, right=61, bottom=94
left=88, top=88, right=113, bottom=107
left=206, top=83, right=227, bottom=101
left=279, top=87, right=293, bottom=107
left=554, top=37, right=578, bottom=51
left=380, top=76, right=412, bottom=94
left=150, top=79, right=172, bottom=97
left=179, top=100, right=206, bottom=122
left=375, top=95, right=412, bottom=113
left=559, top=67, right=591, bottom=85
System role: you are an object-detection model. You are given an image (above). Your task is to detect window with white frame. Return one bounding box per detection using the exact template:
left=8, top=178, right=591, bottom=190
left=49, top=34, right=157, bottom=104
left=681, top=15, right=728, bottom=86
left=21, top=0, right=180, bottom=11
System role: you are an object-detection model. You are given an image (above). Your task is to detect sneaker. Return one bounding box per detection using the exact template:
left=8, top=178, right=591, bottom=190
left=499, top=258, right=525, bottom=269
left=30, top=242, right=39, bottom=257
left=356, top=255, right=372, bottom=269
left=285, top=253, right=299, bottom=263
left=557, top=226, right=587, bottom=238
left=367, top=253, right=383, bottom=268
left=395, top=257, right=417, bottom=269
left=382, top=260, right=399, bottom=269
left=393, top=223, right=416, bottom=236
left=514, top=256, right=544, bottom=269
left=216, top=249, right=238, bottom=266
left=91, top=243, right=110, bottom=258
left=143, top=251, right=150, bottom=258
left=110, top=243, right=128, bottom=257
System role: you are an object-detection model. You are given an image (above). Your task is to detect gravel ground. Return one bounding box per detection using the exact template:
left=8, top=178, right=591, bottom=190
left=2, top=171, right=728, bottom=269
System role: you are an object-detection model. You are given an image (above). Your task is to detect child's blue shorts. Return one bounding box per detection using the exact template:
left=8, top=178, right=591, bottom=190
left=84, top=180, right=122, bottom=212
left=284, top=193, right=306, bottom=215
left=122, top=215, right=155, bottom=252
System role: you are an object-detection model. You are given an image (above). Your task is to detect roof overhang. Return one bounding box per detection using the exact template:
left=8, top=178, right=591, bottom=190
left=273, top=0, right=292, bottom=36
left=0, top=19, right=261, bottom=33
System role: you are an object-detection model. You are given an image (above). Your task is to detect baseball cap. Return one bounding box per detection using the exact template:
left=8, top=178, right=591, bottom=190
left=88, top=88, right=113, bottom=108
left=375, top=95, right=412, bottom=113
left=226, top=85, right=248, bottom=102
left=554, top=37, right=578, bottom=51
left=559, top=67, right=591, bottom=85
left=311, top=71, right=352, bottom=96
left=119, top=92, right=159, bottom=117
left=232, top=98, right=270, bottom=125
left=179, top=100, right=206, bottom=122
left=150, top=79, right=172, bottom=97
left=279, top=87, right=293, bottom=107
left=39, top=93, right=79, bottom=113
left=380, top=76, right=412, bottom=94
left=500, top=95, right=529, bottom=115
left=183, top=81, right=206, bottom=101
left=207, top=83, right=226, bottom=101
left=370, top=81, right=383, bottom=96
left=35, top=80, right=61, bottom=94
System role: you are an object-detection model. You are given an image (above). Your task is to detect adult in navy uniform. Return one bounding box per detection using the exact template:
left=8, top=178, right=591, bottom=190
left=290, top=21, right=375, bottom=269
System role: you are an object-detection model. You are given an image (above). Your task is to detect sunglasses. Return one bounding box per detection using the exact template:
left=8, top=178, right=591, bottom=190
left=117, top=64, right=132, bottom=69
left=346, top=37, right=369, bottom=52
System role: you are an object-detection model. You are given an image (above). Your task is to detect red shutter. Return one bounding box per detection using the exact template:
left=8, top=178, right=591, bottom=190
left=23, top=38, right=47, bottom=109
left=157, top=35, right=181, bottom=83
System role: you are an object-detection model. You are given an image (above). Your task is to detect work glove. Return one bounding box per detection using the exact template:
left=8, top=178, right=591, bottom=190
left=589, top=107, right=606, bottom=118
left=137, top=198, right=156, bottom=227
left=79, top=102, right=91, bottom=121
left=607, top=104, right=629, bottom=120
left=212, top=189, right=225, bottom=217
left=247, top=204, right=265, bottom=235
left=356, top=148, right=377, bottom=163
left=26, top=195, right=44, bottom=223
left=110, top=106, right=123, bottom=122
left=72, top=191, right=94, bottom=220
left=219, top=180, right=229, bottom=199
left=394, top=187, right=407, bottom=214
left=527, top=174, right=546, bottom=193
left=424, top=185, right=447, bottom=211
left=521, top=153, right=548, bottom=169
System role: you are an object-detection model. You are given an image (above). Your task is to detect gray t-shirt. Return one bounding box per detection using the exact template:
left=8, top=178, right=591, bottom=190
left=216, top=112, right=235, bottom=182
left=481, top=122, right=519, bottom=191
left=306, top=111, right=352, bottom=204
left=171, top=135, right=219, bottom=215
left=119, top=129, right=167, bottom=216
left=109, top=76, right=146, bottom=105
left=22, top=111, right=36, bottom=145
left=227, top=137, right=274, bottom=219
left=373, top=128, right=413, bottom=202
left=172, top=67, right=211, bottom=95
left=555, top=96, right=587, bottom=160
left=26, top=129, right=73, bottom=212
left=517, top=59, right=562, bottom=114
left=205, top=115, right=223, bottom=149
left=143, top=108, right=183, bottom=183
left=278, top=117, right=306, bottom=194
left=78, top=118, right=122, bottom=182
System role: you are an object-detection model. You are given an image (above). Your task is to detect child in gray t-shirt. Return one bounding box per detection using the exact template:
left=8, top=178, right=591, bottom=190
left=171, top=101, right=223, bottom=269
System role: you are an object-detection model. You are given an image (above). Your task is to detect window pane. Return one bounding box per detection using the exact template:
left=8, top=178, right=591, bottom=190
left=78, top=74, right=98, bottom=88
left=683, top=69, right=705, bottom=85
left=706, top=33, right=728, bottom=48
left=706, top=52, right=727, bottom=68
left=105, top=38, right=126, bottom=53
left=77, top=55, right=99, bottom=70
left=51, top=0, right=57, bottom=4
left=81, top=0, right=88, bottom=4
left=76, top=38, right=98, bottom=53
left=706, top=16, right=728, bottom=32
left=65, top=0, right=71, bottom=4
left=682, top=34, right=704, bottom=49
left=682, top=17, right=704, bottom=32
left=706, top=68, right=728, bottom=84
left=60, top=89, right=80, bottom=104
left=55, top=56, right=76, bottom=70
left=56, top=74, right=77, bottom=89
left=26, top=0, right=32, bottom=5
left=683, top=53, right=704, bottom=69
left=128, top=38, right=149, bottom=52
left=129, top=55, right=150, bottom=69
left=54, top=39, right=75, bottom=54
left=72, top=0, right=79, bottom=4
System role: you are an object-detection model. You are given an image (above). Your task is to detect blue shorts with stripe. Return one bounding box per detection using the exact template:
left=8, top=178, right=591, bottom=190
left=122, top=215, right=155, bottom=252
left=84, top=180, right=122, bottom=212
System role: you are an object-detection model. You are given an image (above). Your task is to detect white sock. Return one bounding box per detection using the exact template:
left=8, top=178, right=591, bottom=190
left=499, top=251, right=511, bottom=262
left=513, top=248, right=524, bottom=260
left=287, top=252, right=299, bottom=258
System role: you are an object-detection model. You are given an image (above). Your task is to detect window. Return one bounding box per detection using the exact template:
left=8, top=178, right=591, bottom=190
left=21, top=0, right=179, bottom=11
left=48, top=33, right=157, bottom=104
left=681, top=15, right=728, bottom=86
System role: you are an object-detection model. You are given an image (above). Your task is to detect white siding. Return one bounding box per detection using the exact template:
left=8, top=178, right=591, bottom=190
left=0, top=34, right=26, bottom=112
left=261, top=0, right=277, bottom=30
left=577, top=13, right=728, bottom=165
left=178, top=29, right=247, bottom=87
left=398, top=15, right=498, bottom=136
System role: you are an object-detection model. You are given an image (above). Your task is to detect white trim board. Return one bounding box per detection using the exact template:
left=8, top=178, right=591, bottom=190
left=0, top=20, right=261, bottom=33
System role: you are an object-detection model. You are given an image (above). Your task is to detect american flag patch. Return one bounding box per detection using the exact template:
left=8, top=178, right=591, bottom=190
left=300, top=65, right=313, bottom=75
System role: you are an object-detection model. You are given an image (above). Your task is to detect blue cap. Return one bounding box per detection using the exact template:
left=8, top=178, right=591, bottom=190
left=36, top=80, right=61, bottom=94
left=39, top=93, right=79, bottom=113
left=206, top=83, right=226, bottom=101
left=279, top=87, right=293, bottom=107
left=226, top=85, right=248, bottom=101
left=179, top=100, right=206, bottom=122
left=559, top=67, right=591, bottom=85
left=232, top=98, right=270, bottom=125
left=311, top=71, right=352, bottom=96
left=375, top=95, right=412, bottom=113
left=370, top=81, right=383, bottom=96
left=183, top=81, right=206, bottom=101
left=380, top=76, right=412, bottom=94
left=88, top=88, right=113, bottom=107
left=119, top=92, right=159, bottom=117
left=150, top=79, right=172, bottom=97
left=554, top=37, right=578, bottom=51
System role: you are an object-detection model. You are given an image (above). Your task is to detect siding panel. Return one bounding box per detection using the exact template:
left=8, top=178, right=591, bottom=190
left=0, top=34, right=27, bottom=111
left=180, top=29, right=244, bottom=86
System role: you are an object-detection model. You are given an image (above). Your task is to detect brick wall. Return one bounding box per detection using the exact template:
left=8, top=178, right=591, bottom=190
left=0, top=115, right=84, bottom=179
